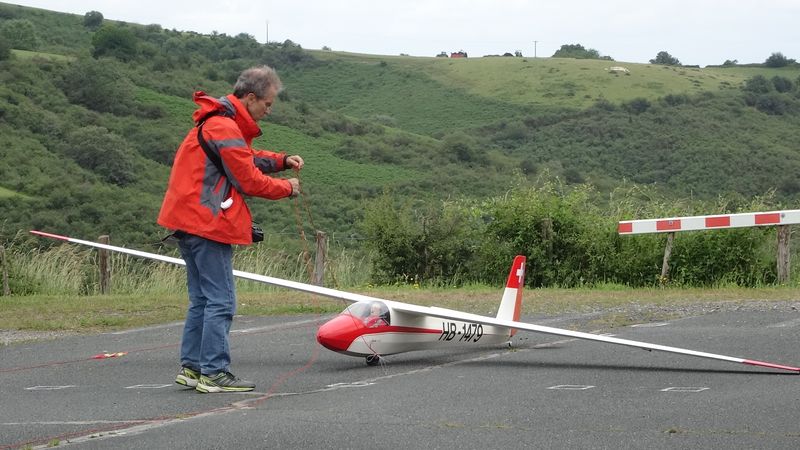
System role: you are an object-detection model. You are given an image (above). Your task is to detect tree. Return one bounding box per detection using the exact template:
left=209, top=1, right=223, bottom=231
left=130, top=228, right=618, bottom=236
left=753, top=94, right=788, bottom=115
left=771, top=76, right=794, bottom=93
left=0, top=35, right=10, bottom=61
left=765, top=52, right=795, bottom=68
left=442, top=134, right=479, bottom=163
left=63, top=126, right=137, bottom=186
left=0, top=19, right=39, bottom=51
left=362, top=195, right=476, bottom=283
left=649, top=51, right=680, bottom=66
left=623, top=97, right=651, bottom=115
left=564, top=168, right=585, bottom=184
left=59, top=57, right=135, bottom=114
left=83, top=10, right=104, bottom=30
left=552, top=43, right=610, bottom=60
left=91, top=24, right=138, bottom=62
left=742, top=75, right=772, bottom=94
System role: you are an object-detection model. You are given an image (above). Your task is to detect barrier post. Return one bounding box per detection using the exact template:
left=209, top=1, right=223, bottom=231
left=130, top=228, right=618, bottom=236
left=661, top=232, right=675, bottom=281
left=313, top=231, right=327, bottom=286
left=1, top=245, right=9, bottom=296
left=620, top=209, right=800, bottom=284
left=98, top=235, right=111, bottom=295
left=777, top=225, right=791, bottom=284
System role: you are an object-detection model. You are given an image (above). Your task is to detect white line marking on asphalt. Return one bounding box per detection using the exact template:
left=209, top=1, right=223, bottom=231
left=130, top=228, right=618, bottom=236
left=2, top=420, right=150, bottom=426
left=25, top=385, right=76, bottom=391
left=231, top=318, right=325, bottom=334
left=631, top=322, right=669, bottom=328
left=125, top=384, right=172, bottom=389
left=660, top=387, right=709, bottom=392
left=110, top=322, right=184, bottom=335
left=547, top=385, right=595, bottom=390
left=767, top=317, right=800, bottom=328
left=326, top=381, right=375, bottom=388
left=110, top=317, right=327, bottom=336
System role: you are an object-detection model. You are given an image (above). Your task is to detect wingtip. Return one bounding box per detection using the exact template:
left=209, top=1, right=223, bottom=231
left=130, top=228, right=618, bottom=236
left=743, top=359, right=800, bottom=374
left=30, top=230, right=69, bottom=241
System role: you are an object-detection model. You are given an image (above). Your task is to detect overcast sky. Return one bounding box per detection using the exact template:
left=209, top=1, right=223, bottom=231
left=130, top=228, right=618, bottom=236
left=8, top=0, right=799, bottom=66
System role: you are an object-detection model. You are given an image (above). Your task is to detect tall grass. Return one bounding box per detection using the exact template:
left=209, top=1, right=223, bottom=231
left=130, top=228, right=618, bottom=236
left=2, top=234, right=372, bottom=296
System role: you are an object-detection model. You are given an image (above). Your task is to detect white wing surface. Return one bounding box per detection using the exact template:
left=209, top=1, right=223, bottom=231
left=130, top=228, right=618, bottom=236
left=30, top=231, right=800, bottom=373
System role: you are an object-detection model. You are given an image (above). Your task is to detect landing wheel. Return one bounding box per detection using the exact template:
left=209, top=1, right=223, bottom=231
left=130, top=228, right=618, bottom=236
left=365, top=354, right=381, bottom=366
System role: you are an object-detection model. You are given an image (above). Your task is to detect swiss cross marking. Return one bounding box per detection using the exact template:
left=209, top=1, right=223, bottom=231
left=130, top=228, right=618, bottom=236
left=516, top=265, right=525, bottom=284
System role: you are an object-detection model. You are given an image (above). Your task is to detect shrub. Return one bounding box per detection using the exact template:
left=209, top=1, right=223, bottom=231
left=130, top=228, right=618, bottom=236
left=0, top=35, right=10, bottom=61
left=476, top=183, right=616, bottom=287
left=92, top=24, right=138, bottom=62
left=552, top=43, right=608, bottom=60
left=59, top=57, right=136, bottom=114
left=63, top=126, right=137, bottom=185
left=764, top=52, right=794, bottom=68
left=623, top=97, right=651, bottom=115
left=753, top=93, right=788, bottom=115
left=660, top=94, right=690, bottom=107
left=771, top=76, right=794, bottom=93
left=649, top=51, right=680, bottom=66
left=442, top=134, right=480, bottom=163
left=743, top=75, right=772, bottom=94
left=361, top=182, right=784, bottom=288
left=0, top=19, right=38, bottom=51
left=362, top=195, right=477, bottom=284
left=83, top=11, right=104, bottom=30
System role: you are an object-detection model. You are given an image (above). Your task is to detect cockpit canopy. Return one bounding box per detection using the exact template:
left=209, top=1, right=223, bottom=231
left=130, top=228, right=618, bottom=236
left=343, top=301, right=390, bottom=327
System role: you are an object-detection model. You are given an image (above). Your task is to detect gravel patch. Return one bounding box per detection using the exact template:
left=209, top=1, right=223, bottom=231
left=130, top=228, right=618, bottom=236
left=560, top=299, right=800, bottom=331
left=0, top=330, right=79, bottom=346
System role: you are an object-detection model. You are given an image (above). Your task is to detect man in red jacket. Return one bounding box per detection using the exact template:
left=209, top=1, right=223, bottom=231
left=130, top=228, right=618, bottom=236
left=158, top=65, right=303, bottom=393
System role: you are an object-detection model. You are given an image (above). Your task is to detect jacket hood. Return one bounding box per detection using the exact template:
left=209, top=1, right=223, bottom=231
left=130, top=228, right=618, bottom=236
left=191, top=91, right=262, bottom=141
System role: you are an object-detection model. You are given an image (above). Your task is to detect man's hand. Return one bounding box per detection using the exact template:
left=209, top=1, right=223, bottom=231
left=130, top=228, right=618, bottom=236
left=288, top=178, right=300, bottom=197
left=285, top=155, right=304, bottom=170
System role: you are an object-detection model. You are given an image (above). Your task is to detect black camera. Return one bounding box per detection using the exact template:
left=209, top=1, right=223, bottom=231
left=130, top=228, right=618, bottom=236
left=251, top=223, right=264, bottom=243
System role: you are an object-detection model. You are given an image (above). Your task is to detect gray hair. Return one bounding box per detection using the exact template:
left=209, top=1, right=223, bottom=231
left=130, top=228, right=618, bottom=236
left=233, top=65, right=283, bottom=99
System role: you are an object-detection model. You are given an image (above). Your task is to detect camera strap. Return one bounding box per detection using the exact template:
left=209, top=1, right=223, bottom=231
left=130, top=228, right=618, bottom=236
left=194, top=114, right=263, bottom=242
left=195, top=114, right=227, bottom=178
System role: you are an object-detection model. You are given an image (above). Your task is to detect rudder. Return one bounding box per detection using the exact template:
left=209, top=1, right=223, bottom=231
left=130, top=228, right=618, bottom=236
left=496, top=255, right=526, bottom=336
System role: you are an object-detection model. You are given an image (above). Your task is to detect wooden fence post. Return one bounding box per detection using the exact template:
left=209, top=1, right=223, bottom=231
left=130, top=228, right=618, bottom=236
left=661, top=232, right=675, bottom=281
left=98, top=235, right=111, bottom=295
left=1, top=245, right=9, bottom=296
left=313, top=231, right=327, bottom=286
left=777, top=225, right=791, bottom=284
left=541, top=218, right=554, bottom=261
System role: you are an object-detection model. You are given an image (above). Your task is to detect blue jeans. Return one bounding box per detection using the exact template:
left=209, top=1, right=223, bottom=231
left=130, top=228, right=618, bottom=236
left=177, top=234, right=236, bottom=375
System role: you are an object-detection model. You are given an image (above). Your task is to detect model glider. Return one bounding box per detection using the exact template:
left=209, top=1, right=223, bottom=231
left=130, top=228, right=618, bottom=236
left=30, top=230, right=800, bottom=373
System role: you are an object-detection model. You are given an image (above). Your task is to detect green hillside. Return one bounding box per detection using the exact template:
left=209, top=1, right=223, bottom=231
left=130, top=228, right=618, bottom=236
left=1, top=1, right=799, bottom=253
left=305, top=50, right=797, bottom=113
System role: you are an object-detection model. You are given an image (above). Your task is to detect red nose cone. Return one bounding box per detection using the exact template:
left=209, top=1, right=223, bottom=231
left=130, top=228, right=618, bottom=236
left=317, top=315, right=363, bottom=353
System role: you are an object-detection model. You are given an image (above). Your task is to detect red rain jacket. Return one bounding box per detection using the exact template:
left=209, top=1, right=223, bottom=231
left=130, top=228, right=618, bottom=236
left=157, top=92, right=293, bottom=244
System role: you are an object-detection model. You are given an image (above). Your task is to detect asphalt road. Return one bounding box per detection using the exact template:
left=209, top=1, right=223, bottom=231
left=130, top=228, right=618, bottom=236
left=2, top=308, right=800, bottom=449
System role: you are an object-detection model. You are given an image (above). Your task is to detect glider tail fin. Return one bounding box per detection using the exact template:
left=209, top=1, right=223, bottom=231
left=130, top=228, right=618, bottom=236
left=496, top=255, right=526, bottom=336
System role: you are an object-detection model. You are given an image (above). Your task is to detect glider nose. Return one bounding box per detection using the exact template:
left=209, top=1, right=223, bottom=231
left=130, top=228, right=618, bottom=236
left=317, top=315, right=361, bottom=353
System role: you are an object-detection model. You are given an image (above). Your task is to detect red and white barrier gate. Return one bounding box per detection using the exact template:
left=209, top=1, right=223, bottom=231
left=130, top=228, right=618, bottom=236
left=619, top=209, right=797, bottom=282
left=619, top=210, right=800, bottom=235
